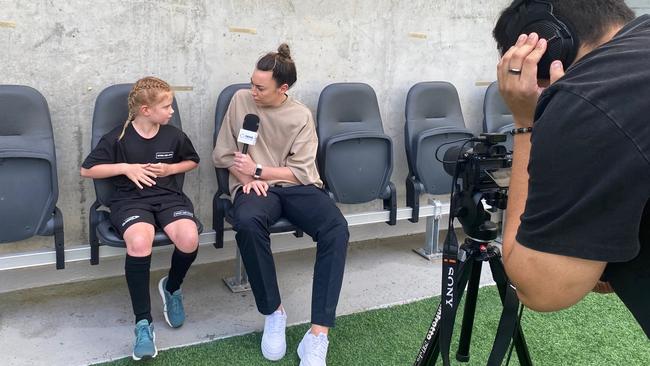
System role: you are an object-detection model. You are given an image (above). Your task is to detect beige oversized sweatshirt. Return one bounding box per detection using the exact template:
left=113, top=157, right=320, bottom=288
left=212, top=89, right=323, bottom=197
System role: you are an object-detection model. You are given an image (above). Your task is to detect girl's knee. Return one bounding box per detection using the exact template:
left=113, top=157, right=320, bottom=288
left=124, top=223, right=154, bottom=256
left=126, top=235, right=153, bottom=256
left=174, top=229, right=199, bottom=253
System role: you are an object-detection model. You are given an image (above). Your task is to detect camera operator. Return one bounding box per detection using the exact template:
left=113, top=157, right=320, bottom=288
left=493, top=0, right=649, bottom=337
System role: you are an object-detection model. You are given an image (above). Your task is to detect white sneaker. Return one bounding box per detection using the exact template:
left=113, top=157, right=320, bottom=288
left=261, top=309, right=287, bottom=361
left=297, top=330, right=329, bottom=366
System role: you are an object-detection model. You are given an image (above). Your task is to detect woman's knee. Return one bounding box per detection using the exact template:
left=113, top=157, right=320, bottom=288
left=331, top=214, right=349, bottom=235
left=234, top=213, right=266, bottom=233
left=320, top=216, right=349, bottom=247
left=234, top=215, right=271, bottom=253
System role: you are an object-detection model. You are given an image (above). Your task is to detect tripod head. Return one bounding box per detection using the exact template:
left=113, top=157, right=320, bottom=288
left=452, top=190, right=499, bottom=242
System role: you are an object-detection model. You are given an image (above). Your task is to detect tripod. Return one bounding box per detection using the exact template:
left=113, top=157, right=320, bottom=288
left=417, top=134, right=533, bottom=365
left=414, top=236, right=533, bottom=366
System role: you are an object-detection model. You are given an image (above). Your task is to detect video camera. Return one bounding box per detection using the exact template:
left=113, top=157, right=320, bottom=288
left=440, top=133, right=512, bottom=241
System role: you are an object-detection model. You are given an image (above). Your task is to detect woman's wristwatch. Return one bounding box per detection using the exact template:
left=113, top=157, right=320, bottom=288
left=253, top=164, right=263, bottom=179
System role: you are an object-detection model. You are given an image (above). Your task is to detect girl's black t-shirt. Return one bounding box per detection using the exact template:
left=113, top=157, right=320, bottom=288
left=82, top=123, right=199, bottom=204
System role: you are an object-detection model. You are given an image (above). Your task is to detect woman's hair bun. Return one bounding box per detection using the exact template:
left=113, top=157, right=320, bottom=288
left=277, top=43, right=291, bottom=59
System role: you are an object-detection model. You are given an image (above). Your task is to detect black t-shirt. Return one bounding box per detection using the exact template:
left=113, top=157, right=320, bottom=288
left=82, top=123, right=200, bottom=205
left=517, top=16, right=650, bottom=336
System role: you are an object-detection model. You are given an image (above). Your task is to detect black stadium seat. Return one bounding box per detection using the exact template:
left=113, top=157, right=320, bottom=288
left=316, top=82, right=397, bottom=225
left=0, top=85, right=65, bottom=269
left=404, top=81, right=474, bottom=222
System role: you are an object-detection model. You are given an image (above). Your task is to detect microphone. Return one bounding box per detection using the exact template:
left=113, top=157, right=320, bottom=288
left=238, top=114, right=260, bottom=154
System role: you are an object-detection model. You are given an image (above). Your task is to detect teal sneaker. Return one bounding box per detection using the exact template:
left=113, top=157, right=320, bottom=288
left=158, top=276, right=185, bottom=328
left=132, top=319, right=157, bottom=360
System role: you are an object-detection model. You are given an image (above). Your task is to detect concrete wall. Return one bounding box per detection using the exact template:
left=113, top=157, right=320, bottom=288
left=628, top=0, right=650, bottom=14
left=2, top=0, right=514, bottom=252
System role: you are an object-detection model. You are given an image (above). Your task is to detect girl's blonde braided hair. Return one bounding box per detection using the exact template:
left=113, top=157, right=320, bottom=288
left=118, top=76, right=172, bottom=140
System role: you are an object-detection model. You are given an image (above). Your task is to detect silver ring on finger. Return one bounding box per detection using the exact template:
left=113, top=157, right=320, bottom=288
left=508, top=68, right=522, bottom=75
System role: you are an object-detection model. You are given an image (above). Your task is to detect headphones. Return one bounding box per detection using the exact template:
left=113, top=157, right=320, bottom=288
left=505, top=0, right=579, bottom=79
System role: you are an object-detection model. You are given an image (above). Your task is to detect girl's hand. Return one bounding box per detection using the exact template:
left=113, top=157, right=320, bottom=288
left=122, top=163, right=157, bottom=189
left=146, top=163, right=173, bottom=178
left=242, top=180, right=269, bottom=196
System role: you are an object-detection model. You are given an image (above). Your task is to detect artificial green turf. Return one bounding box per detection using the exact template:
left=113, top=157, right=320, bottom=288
left=95, top=286, right=649, bottom=365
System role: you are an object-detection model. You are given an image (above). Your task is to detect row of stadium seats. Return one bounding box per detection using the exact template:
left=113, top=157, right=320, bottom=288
left=0, top=82, right=512, bottom=270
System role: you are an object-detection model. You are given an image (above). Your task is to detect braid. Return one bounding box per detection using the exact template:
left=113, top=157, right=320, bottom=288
left=135, top=76, right=171, bottom=91
left=118, top=76, right=172, bottom=141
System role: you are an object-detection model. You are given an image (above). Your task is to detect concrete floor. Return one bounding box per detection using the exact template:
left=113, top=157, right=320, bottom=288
left=0, top=233, right=496, bottom=366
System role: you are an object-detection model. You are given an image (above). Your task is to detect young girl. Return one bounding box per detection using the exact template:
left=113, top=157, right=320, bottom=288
left=81, top=76, right=200, bottom=360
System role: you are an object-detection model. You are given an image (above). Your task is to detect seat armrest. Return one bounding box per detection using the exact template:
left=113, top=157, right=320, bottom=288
left=213, top=192, right=232, bottom=249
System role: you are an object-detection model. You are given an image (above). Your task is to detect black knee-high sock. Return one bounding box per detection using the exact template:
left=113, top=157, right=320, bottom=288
left=125, top=254, right=152, bottom=324
left=166, top=248, right=198, bottom=293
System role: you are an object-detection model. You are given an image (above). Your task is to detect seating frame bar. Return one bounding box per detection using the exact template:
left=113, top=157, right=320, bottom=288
left=0, top=203, right=450, bottom=271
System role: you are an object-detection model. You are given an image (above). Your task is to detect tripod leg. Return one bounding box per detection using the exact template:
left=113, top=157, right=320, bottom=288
left=414, top=256, right=474, bottom=366
left=423, top=327, right=441, bottom=366
left=439, top=254, right=476, bottom=366
left=413, top=304, right=442, bottom=366
left=513, top=320, right=533, bottom=366
left=426, top=341, right=440, bottom=366
left=488, top=257, right=533, bottom=366
left=419, top=327, right=443, bottom=366
left=456, top=259, right=483, bottom=362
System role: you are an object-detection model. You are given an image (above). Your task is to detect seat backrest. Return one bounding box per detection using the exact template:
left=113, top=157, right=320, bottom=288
left=91, top=84, right=183, bottom=206
left=404, top=81, right=466, bottom=175
left=483, top=81, right=514, bottom=150
left=0, top=85, right=59, bottom=242
left=316, top=83, right=393, bottom=203
left=213, top=83, right=250, bottom=196
left=404, top=82, right=474, bottom=195
left=317, top=82, right=385, bottom=138
left=483, top=81, right=514, bottom=133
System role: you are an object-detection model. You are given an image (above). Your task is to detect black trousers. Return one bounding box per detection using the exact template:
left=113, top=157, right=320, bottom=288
left=232, top=185, right=349, bottom=327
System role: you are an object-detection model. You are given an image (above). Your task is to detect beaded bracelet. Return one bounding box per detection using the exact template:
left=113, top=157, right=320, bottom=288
left=509, top=127, right=533, bottom=135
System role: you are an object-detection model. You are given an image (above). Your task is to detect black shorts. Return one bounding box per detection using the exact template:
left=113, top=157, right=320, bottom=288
left=109, top=194, right=196, bottom=237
